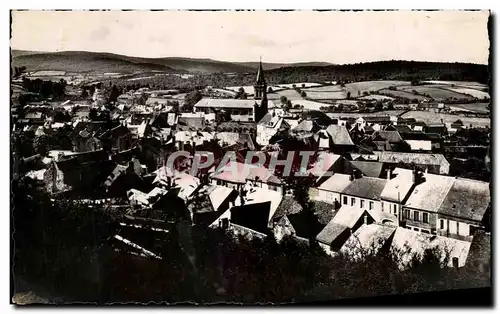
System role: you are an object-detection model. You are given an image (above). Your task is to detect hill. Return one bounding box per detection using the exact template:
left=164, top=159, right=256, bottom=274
left=11, top=50, right=334, bottom=74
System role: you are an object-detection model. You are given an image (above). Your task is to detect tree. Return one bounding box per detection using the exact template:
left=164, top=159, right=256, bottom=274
left=301, top=91, right=307, bottom=98
left=89, top=108, right=99, bottom=121
left=267, top=87, right=274, bottom=93
left=81, top=89, right=89, bottom=99
left=185, top=90, right=202, bottom=108
left=108, top=85, right=121, bottom=103
left=347, top=91, right=351, bottom=99
left=301, top=83, right=306, bottom=88
left=33, top=134, right=49, bottom=156
left=280, top=95, right=288, bottom=105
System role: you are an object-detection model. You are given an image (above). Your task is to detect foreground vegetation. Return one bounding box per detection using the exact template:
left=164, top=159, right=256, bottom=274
left=12, top=173, right=490, bottom=304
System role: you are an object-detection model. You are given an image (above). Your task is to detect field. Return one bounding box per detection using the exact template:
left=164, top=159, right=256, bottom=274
left=344, top=80, right=411, bottom=97
left=288, top=99, right=333, bottom=111
left=378, top=89, right=430, bottom=101
left=401, top=111, right=490, bottom=127
left=267, top=89, right=303, bottom=101
left=327, top=110, right=407, bottom=119
left=358, top=94, right=395, bottom=101
left=306, top=91, right=347, bottom=100
left=448, top=103, right=490, bottom=114
left=396, top=85, right=476, bottom=101
left=444, top=87, right=490, bottom=99
left=421, top=80, right=488, bottom=89
left=305, top=85, right=343, bottom=92
left=226, top=86, right=255, bottom=95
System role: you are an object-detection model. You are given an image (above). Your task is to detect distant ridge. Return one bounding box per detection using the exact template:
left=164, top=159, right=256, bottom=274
left=11, top=50, right=335, bottom=74
left=10, top=50, right=489, bottom=85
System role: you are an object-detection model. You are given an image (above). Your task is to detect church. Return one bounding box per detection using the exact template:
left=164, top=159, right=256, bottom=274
left=193, top=60, right=272, bottom=123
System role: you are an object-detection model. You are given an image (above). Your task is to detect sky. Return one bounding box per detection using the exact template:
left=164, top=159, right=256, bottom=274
left=11, top=10, right=490, bottom=64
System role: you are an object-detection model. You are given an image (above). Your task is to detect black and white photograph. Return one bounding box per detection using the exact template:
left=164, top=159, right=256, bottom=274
left=9, top=9, right=492, bottom=305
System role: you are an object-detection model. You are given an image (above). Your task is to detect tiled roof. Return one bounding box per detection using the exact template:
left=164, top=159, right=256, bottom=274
left=318, top=173, right=352, bottom=193
left=350, top=161, right=384, bottom=178
left=315, top=221, right=348, bottom=245
left=404, top=173, right=455, bottom=212
left=325, top=124, right=355, bottom=146
left=438, top=178, right=490, bottom=221
left=372, top=131, right=403, bottom=143
left=374, top=151, right=450, bottom=167
left=341, top=177, right=387, bottom=200
left=380, top=168, right=415, bottom=202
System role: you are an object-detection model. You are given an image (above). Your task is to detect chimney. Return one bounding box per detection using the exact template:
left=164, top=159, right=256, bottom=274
left=386, top=168, right=392, bottom=180
left=363, top=214, right=368, bottom=225
left=349, top=172, right=354, bottom=181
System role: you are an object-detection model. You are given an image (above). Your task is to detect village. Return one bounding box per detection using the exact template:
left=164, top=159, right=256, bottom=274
left=11, top=57, right=492, bottom=280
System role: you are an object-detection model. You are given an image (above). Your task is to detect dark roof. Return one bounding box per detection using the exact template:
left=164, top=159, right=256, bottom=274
left=272, top=196, right=303, bottom=221
left=341, top=177, right=387, bottom=200
left=438, top=178, right=490, bottom=221
left=466, top=229, right=491, bottom=270
left=372, top=131, right=403, bottom=143
left=316, top=221, right=348, bottom=245
left=230, top=201, right=271, bottom=234
left=57, top=149, right=110, bottom=171
left=72, top=121, right=109, bottom=138
left=350, top=161, right=384, bottom=178
left=237, top=133, right=256, bottom=151
left=312, top=201, right=336, bottom=225
left=363, top=116, right=392, bottom=123
left=99, top=124, right=131, bottom=139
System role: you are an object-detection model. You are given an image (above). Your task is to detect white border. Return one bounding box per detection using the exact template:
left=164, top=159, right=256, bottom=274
left=2, top=1, right=498, bottom=313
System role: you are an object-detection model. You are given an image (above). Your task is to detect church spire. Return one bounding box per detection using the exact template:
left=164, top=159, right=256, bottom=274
left=256, top=56, right=266, bottom=85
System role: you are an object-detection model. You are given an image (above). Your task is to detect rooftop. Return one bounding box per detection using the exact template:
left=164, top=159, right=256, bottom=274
left=350, top=161, right=384, bottom=178
left=341, top=177, right=387, bottom=200
left=194, top=98, right=259, bottom=109
left=404, top=172, right=455, bottom=212
left=438, top=178, right=490, bottom=221
left=325, top=124, right=355, bottom=146
left=318, top=173, right=352, bottom=193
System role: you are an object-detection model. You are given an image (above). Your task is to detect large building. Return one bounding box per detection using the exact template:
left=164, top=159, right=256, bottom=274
left=194, top=60, right=270, bottom=123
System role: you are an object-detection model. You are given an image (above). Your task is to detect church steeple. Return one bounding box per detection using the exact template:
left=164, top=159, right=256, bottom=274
left=254, top=57, right=267, bottom=100
left=254, top=57, right=268, bottom=123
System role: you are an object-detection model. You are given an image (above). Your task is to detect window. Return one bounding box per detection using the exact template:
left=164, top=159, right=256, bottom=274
left=360, top=200, right=365, bottom=209
left=343, top=196, right=348, bottom=205
left=457, top=221, right=460, bottom=234
left=422, top=230, right=430, bottom=234
left=440, top=219, right=444, bottom=229
left=393, top=204, right=397, bottom=214
left=404, top=209, right=410, bottom=219
left=351, top=198, right=356, bottom=206
left=413, top=228, right=419, bottom=232
left=423, top=213, right=429, bottom=223
left=413, top=211, right=420, bottom=222
left=369, top=201, right=374, bottom=210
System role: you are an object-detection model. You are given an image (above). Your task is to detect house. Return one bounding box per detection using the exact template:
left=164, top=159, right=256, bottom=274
left=389, top=227, right=472, bottom=269
left=209, top=187, right=283, bottom=240
left=309, top=173, right=351, bottom=206
left=315, top=124, right=355, bottom=152
left=104, top=159, right=146, bottom=197
left=43, top=150, right=114, bottom=196
left=209, top=161, right=283, bottom=194
left=340, top=175, right=387, bottom=213
left=426, top=123, right=448, bottom=136
left=401, top=171, right=456, bottom=234
left=271, top=197, right=336, bottom=243
left=339, top=223, right=397, bottom=261
left=436, top=178, right=490, bottom=241
left=99, top=124, right=134, bottom=152
left=315, top=205, right=377, bottom=256
left=411, top=121, right=427, bottom=132
left=369, top=130, right=404, bottom=151
left=256, top=112, right=290, bottom=146
left=186, top=184, right=238, bottom=226
left=71, top=121, right=108, bottom=152
left=379, top=168, right=415, bottom=220
left=194, top=98, right=271, bottom=122
left=374, top=151, right=450, bottom=175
